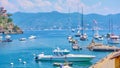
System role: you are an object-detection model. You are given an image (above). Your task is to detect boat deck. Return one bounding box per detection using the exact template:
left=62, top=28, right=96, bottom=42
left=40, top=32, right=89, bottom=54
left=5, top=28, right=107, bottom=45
left=87, top=40, right=120, bottom=51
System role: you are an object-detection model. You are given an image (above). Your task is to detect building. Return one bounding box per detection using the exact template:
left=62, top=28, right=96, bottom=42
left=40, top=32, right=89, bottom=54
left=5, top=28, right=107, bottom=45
left=90, top=51, right=120, bottom=68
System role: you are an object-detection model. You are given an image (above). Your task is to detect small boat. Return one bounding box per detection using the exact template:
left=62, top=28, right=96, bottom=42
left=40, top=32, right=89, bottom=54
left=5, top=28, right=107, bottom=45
left=28, top=35, right=36, bottom=39
left=35, top=48, right=95, bottom=62
left=2, top=35, right=12, bottom=42
left=0, top=35, right=3, bottom=42
left=94, top=31, right=103, bottom=41
left=87, top=40, right=120, bottom=51
left=75, top=30, right=81, bottom=37
left=80, top=33, right=88, bottom=41
left=53, top=62, right=72, bottom=67
left=108, top=35, right=120, bottom=44
left=19, top=38, right=26, bottom=41
left=68, top=37, right=77, bottom=44
left=72, top=43, right=82, bottom=50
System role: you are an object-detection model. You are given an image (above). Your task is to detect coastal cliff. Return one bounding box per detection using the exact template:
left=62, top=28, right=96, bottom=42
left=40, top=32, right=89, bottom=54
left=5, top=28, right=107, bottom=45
left=0, top=7, right=23, bottom=34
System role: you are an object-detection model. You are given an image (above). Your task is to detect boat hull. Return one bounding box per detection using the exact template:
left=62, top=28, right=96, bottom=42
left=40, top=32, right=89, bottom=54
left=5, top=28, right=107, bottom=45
left=91, top=48, right=120, bottom=52
left=35, top=54, right=95, bottom=62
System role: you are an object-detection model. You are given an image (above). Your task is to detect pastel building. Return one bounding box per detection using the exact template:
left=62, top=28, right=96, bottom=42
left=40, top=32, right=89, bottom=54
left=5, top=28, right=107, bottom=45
left=90, top=51, right=120, bottom=68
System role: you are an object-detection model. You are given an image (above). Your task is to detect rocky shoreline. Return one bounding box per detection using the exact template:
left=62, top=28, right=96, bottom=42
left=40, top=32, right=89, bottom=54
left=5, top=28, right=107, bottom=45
left=0, top=7, right=23, bottom=34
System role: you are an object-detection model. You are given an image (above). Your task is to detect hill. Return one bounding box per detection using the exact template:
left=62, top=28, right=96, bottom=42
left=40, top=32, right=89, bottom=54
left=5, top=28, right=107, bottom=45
left=11, top=11, right=120, bottom=30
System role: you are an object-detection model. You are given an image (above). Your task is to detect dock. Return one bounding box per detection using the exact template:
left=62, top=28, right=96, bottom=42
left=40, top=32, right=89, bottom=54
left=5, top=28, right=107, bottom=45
left=87, top=40, right=120, bottom=51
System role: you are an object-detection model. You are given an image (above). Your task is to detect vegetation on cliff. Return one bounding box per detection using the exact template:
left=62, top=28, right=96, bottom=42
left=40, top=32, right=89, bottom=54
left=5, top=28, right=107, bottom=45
left=0, top=7, right=23, bottom=34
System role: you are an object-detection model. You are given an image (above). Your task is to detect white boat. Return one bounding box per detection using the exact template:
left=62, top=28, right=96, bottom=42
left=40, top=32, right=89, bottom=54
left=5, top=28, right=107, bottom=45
left=3, top=35, right=12, bottom=42
left=108, top=35, right=120, bottom=44
left=5, top=35, right=11, bottom=39
left=80, top=33, right=88, bottom=41
left=94, top=31, right=103, bottom=41
left=28, top=35, right=36, bottom=39
left=53, top=47, right=70, bottom=55
left=75, top=30, right=81, bottom=37
left=53, top=62, right=72, bottom=67
left=35, top=48, right=95, bottom=62
left=72, top=43, right=82, bottom=50
left=0, top=35, right=3, bottom=41
left=19, top=38, right=26, bottom=41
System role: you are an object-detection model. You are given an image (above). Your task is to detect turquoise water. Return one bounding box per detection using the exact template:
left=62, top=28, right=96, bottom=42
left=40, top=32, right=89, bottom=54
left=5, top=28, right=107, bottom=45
left=0, top=30, right=119, bottom=68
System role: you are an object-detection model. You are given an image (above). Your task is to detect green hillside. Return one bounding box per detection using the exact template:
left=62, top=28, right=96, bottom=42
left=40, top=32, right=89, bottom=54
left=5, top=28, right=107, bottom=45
left=0, top=7, right=23, bottom=34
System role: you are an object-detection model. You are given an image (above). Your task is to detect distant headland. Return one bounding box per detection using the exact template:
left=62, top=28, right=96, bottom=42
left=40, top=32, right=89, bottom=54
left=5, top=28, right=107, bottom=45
left=0, top=7, right=23, bottom=34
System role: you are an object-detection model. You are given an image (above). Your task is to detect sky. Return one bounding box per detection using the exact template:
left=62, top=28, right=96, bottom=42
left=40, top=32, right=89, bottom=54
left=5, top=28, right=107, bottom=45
left=0, top=0, right=120, bottom=15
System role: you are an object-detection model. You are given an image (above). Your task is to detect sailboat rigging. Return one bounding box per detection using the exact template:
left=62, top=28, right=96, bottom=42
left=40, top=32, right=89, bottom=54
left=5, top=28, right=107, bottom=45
left=80, top=7, right=88, bottom=41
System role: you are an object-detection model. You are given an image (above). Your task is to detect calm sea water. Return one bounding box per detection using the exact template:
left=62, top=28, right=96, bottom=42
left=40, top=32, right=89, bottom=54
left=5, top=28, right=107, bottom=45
left=0, top=30, right=120, bottom=68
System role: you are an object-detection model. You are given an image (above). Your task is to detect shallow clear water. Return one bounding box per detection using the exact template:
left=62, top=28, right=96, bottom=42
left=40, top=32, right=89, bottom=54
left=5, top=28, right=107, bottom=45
left=0, top=30, right=119, bottom=68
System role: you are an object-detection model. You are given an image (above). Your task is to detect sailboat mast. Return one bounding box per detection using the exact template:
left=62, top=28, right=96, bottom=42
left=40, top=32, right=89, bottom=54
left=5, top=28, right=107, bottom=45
left=109, top=19, right=111, bottom=33
left=81, top=7, right=84, bottom=35
left=68, top=7, right=71, bottom=35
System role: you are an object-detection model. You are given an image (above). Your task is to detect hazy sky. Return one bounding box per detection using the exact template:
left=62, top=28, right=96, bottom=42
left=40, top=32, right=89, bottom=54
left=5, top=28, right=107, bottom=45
left=0, top=0, right=119, bottom=15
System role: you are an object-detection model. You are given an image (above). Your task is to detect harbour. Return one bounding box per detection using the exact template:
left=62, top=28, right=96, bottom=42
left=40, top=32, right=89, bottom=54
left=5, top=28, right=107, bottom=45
left=0, top=30, right=119, bottom=68
left=0, top=0, right=120, bottom=68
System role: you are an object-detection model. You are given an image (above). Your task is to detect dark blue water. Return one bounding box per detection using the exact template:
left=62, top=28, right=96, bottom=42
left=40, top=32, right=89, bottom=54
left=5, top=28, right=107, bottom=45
left=0, top=30, right=119, bottom=68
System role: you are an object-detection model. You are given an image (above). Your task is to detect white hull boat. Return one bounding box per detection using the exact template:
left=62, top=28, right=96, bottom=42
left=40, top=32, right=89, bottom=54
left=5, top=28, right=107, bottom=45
left=35, top=48, right=95, bottom=62
left=35, top=54, right=95, bottom=62
left=19, top=38, right=26, bottom=41
left=108, top=35, right=120, bottom=44
left=29, top=35, right=36, bottom=39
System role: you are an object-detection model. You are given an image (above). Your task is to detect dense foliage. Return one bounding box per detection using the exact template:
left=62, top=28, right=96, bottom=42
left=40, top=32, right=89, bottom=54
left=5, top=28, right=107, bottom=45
left=0, top=7, right=22, bottom=34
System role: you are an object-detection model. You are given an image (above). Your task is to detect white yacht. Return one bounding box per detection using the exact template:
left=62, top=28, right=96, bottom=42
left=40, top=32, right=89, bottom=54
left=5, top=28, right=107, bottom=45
left=35, top=48, right=95, bottom=62
left=28, top=35, right=36, bottom=39
left=108, top=35, right=120, bottom=44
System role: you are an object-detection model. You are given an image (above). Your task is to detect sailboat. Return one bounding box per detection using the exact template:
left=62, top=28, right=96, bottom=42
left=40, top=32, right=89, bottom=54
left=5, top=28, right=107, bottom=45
left=75, top=5, right=81, bottom=37
left=80, top=7, right=88, bottom=41
left=93, top=20, right=103, bottom=41
left=75, top=29, right=81, bottom=37
left=107, top=19, right=120, bottom=44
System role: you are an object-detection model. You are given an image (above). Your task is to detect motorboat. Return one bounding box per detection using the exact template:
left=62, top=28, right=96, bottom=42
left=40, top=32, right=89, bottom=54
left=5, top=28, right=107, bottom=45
left=53, top=62, right=72, bottom=67
left=108, top=35, right=120, bottom=44
left=72, top=43, right=82, bottom=50
left=19, top=38, right=26, bottom=41
left=35, top=48, right=95, bottom=62
left=68, top=37, right=77, bottom=44
left=0, top=35, right=2, bottom=42
left=3, top=35, right=12, bottom=42
left=28, top=35, right=36, bottom=39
